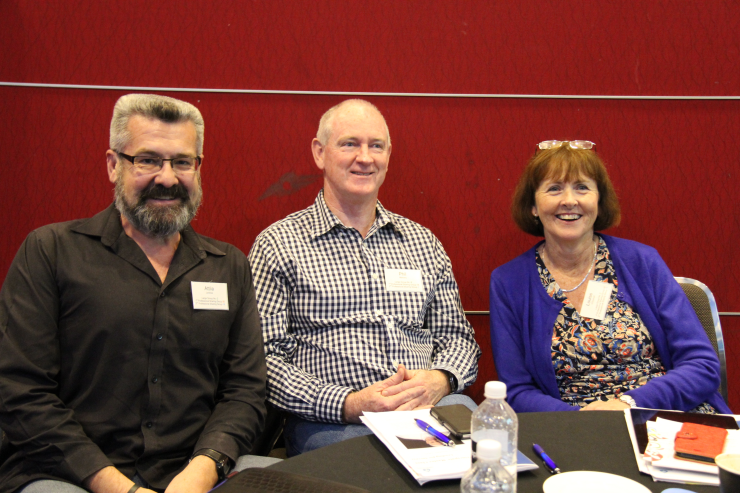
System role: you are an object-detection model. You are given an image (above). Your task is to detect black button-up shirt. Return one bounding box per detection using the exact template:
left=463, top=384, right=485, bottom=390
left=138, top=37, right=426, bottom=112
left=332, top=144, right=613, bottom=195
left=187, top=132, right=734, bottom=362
left=0, top=205, right=266, bottom=492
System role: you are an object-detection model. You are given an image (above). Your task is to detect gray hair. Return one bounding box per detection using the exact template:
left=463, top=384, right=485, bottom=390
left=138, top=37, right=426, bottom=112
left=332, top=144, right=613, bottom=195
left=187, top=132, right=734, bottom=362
left=110, top=94, right=205, bottom=154
left=316, top=99, right=391, bottom=146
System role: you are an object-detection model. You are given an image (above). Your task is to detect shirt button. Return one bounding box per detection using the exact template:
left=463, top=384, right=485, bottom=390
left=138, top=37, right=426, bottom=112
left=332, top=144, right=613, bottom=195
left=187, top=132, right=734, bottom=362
left=371, top=273, right=379, bottom=279
left=156, top=334, right=163, bottom=341
left=151, top=377, right=158, bottom=383
left=160, top=291, right=166, bottom=298
left=376, top=309, right=383, bottom=316
left=146, top=422, right=153, bottom=428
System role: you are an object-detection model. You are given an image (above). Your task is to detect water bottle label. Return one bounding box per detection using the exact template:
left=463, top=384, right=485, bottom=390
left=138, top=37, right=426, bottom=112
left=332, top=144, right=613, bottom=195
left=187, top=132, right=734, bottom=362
left=471, top=429, right=508, bottom=462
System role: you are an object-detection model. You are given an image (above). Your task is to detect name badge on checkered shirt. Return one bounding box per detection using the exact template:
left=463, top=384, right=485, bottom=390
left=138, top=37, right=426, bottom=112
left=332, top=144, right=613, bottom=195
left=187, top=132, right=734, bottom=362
left=384, top=269, right=425, bottom=293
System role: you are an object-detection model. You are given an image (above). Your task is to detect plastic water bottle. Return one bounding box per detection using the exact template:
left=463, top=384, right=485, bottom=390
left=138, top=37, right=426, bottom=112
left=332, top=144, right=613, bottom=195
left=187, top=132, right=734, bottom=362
left=471, top=381, right=517, bottom=492
left=460, top=439, right=514, bottom=492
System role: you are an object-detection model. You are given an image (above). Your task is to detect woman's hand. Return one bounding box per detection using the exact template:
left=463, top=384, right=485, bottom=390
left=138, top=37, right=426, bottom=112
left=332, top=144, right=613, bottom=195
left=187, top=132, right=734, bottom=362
left=580, top=399, right=630, bottom=411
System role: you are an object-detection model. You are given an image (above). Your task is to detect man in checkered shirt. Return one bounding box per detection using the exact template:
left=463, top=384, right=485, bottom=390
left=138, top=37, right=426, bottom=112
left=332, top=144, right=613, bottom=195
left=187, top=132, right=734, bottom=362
left=248, top=99, right=481, bottom=456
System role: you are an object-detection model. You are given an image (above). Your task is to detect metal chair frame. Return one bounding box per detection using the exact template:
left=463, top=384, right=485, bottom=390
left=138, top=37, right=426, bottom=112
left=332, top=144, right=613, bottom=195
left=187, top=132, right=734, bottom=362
left=674, top=277, right=728, bottom=402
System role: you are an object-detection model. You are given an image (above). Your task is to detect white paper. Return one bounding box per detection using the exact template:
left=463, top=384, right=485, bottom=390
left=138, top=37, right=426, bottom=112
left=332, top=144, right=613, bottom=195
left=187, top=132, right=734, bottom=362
left=384, top=269, right=425, bottom=293
left=361, top=409, right=537, bottom=485
left=580, top=280, right=613, bottom=320
left=191, top=282, right=229, bottom=310
left=646, top=462, right=718, bottom=486
left=629, top=415, right=740, bottom=486
left=361, top=409, right=470, bottom=484
left=624, top=409, right=651, bottom=475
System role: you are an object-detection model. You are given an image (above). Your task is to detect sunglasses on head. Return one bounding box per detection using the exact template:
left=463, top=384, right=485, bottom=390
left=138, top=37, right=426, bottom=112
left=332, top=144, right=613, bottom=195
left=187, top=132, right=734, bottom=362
left=537, top=140, right=595, bottom=150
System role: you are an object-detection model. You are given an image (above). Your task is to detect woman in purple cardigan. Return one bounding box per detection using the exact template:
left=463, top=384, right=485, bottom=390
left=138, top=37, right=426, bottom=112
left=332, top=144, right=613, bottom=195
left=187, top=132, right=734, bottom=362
left=489, top=140, right=730, bottom=414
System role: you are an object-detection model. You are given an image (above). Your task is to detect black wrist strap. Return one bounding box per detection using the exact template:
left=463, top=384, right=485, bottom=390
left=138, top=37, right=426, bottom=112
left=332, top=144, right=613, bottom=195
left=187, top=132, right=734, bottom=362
left=192, top=448, right=232, bottom=481
left=440, top=369, right=457, bottom=392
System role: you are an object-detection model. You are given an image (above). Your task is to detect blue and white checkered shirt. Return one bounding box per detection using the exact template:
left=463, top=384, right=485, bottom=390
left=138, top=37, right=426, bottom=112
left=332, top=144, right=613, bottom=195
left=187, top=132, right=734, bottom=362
left=248, top=191, right=480, bottom=423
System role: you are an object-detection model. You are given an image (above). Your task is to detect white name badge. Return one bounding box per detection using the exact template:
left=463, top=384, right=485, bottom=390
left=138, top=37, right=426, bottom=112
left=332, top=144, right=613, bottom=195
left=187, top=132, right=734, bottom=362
left=384, top=269, right=425, bottom=293
left=191, top=282, right=229, bottom=310
left=579, top=280, right=613, bottom=321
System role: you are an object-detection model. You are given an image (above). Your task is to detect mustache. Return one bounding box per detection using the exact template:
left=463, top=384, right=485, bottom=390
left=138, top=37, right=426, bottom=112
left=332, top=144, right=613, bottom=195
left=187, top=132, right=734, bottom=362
left=139, top=183, right=190, bottom=202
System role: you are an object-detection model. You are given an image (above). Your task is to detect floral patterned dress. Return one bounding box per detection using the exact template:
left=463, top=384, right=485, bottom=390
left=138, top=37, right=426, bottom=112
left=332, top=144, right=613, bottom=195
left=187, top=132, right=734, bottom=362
left=537, top=235, right=715, bottom=413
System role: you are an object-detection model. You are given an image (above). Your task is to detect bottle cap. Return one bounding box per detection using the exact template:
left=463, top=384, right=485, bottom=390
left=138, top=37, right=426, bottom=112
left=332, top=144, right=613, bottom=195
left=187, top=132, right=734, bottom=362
left=476, top=439, right=502, bottom=461
left=484, top=381, right=507, bottom=399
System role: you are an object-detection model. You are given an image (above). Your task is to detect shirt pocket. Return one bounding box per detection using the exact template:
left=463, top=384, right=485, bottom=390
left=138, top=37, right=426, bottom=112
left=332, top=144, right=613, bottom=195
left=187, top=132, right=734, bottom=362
left=189, top=309, right=234, bottom=354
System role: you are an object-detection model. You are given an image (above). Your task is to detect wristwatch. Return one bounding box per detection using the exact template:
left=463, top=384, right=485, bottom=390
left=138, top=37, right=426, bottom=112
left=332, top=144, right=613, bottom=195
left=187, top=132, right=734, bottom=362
left=440, top=370, right=457, bottom=393
left=618, top=394, right=637, bottom=408
left=191, top=448, right=232, bottom=481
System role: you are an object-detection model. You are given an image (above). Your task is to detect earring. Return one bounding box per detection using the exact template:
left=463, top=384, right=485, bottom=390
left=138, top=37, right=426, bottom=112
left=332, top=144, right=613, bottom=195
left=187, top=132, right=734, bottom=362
left=533, top=214, right=539, bottom=224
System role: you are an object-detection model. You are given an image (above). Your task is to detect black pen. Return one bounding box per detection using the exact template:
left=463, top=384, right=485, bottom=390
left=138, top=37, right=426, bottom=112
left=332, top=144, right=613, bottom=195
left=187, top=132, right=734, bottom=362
left=533, top=443, right=560, bottom=474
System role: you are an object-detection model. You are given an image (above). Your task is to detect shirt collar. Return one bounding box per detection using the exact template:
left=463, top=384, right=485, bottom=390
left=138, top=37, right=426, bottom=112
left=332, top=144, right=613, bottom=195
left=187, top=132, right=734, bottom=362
left=71, top=203, right=225, bottom=258
left=309, top=189, right=401, bottom=239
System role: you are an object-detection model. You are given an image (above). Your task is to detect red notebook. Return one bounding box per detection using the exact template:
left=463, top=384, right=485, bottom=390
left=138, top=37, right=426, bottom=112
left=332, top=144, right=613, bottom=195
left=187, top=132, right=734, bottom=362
left=674, top=422, right=728, bottom=464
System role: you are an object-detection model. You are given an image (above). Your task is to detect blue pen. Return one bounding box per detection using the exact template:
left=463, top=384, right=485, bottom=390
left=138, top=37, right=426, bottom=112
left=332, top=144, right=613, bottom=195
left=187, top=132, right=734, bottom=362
left=533, top=443, right=561, bottom=474
left=415, top=419, right=455, bottom=447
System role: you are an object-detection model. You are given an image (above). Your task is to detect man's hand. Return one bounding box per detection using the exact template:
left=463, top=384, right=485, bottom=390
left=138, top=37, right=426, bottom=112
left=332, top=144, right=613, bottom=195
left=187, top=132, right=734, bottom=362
left=343, top=365, right=426, bottom=423
left=164, top=455, right=219, bottom=493
left=381, top=368, right=451, bottom=410
left=84, top=466, right=157, bottom=493
left=580, top=399, right=631, bottom=411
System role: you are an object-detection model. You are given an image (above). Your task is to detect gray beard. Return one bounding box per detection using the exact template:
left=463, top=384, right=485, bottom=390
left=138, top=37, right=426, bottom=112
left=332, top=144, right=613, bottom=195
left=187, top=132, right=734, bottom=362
left=114, top=175, right=202, bottom=238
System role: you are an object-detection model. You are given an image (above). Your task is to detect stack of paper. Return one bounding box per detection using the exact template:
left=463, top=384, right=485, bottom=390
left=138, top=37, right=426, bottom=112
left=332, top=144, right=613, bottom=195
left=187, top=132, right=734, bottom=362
left=361, top=409, right=537, bottom=485
left=625, top=411, right=740, bottom=486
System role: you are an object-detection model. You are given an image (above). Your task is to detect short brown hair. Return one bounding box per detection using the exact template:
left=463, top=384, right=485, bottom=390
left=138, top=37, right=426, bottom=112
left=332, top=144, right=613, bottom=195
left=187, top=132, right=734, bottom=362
left=511, top=145, right=621, bottom=236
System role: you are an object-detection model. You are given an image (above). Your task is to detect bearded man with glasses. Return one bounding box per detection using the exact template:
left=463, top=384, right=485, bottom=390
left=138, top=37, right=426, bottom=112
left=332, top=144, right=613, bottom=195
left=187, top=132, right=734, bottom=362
left=0, top=94, right=268, bottom=493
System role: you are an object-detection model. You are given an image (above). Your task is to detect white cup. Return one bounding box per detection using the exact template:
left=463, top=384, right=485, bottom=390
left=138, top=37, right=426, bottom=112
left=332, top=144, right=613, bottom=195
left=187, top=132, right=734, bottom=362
left=715, top=453, right=740, bottom=493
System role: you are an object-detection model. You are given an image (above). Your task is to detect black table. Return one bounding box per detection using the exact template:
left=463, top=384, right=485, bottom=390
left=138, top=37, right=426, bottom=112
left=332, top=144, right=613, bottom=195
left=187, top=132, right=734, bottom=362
left=269, top=411, right=720, bottom=492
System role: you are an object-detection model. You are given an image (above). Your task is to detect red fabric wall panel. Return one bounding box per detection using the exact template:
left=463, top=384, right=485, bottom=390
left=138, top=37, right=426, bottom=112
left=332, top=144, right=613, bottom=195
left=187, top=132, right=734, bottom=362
left=4, top=88, right=737, bottom=308
left=1, top=1, right=738, bottom=95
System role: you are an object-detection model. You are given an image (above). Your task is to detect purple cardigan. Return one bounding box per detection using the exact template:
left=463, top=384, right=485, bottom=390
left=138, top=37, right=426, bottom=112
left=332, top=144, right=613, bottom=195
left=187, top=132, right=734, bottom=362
left=489, top=234, right=730, bottom=414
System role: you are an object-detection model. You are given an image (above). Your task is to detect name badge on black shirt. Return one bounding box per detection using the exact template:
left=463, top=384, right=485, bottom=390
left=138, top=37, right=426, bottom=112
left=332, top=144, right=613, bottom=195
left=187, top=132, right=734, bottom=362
left=191, top=281, right=229, bottom=310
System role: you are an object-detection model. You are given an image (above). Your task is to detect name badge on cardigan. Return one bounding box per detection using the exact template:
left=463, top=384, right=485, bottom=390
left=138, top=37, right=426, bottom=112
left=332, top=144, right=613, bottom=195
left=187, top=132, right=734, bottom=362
left=191, top=282, right=229, bottom=310
left=384, top=269, right=424, bottom=293
left=580, top=280, right=613, bottom=320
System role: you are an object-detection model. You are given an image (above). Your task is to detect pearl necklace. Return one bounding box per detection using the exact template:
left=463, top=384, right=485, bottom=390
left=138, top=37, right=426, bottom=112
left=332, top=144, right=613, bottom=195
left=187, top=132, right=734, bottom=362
left=543, top=240, right=598, bottom=293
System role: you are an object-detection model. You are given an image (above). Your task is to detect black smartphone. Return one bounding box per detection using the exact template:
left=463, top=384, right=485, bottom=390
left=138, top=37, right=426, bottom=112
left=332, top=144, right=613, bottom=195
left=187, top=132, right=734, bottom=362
left=430, top=404, right=472, bottom=439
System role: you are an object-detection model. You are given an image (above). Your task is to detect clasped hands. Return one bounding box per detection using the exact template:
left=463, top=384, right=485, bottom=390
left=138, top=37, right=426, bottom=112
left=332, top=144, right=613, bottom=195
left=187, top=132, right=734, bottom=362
left=343, top=364, right=450, bottom=423
left=85, top=455, right=218, bottom=493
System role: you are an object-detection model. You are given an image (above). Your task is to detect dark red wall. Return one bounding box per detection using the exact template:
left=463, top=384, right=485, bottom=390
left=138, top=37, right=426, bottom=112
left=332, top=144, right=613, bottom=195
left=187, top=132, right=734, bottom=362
left=1, top=1, right=738, bottom=409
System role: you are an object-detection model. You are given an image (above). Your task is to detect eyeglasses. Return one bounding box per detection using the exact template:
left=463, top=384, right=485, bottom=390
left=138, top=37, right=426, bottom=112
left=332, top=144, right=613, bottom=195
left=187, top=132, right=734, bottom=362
left=117, top=152, right=201, bottom=175
left=537, top=140, right=595, bottom=150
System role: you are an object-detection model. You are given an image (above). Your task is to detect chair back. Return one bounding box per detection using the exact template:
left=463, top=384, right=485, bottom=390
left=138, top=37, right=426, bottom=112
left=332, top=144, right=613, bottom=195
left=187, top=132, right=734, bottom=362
left=248, top=401, right=285, bottom=456
left=674, top=277, right=728, bottom=402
